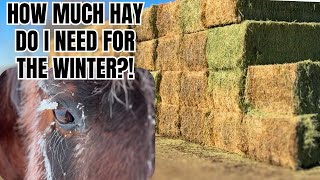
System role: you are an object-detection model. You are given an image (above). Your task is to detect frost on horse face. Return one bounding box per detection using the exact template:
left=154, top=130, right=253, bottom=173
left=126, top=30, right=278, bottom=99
left=0, top=68, right=155, bottom=180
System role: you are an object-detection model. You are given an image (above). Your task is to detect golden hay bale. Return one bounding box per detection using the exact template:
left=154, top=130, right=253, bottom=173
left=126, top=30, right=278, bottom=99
left=156, top=35, right=182, bottom=71
left=246, top=61, right=320, bottom=115
left=133, top=5, right=158, bottom=42
left=242, top=113, right=320, bottom=169
left=156, top=1, right=182, bottom=37
left=179, top=31, right=208, bottom=71
left=208, top=69, right=243, bottom=113
left=180, top=106, right=213, bottom=145
left=210, top=112, right=244, bottom=154
left=180, top=71, right=209, bottom=108
left=157, top=104, right=181, bottom=137
left=135, top=39, right=158, bottom=71
left=202, top=0, right=239, bottom=27
left=242, top=113, right=298, bottom=168
left=159, top=71, right=182, bottom=105
left=245, top=63, right=297, bottom=114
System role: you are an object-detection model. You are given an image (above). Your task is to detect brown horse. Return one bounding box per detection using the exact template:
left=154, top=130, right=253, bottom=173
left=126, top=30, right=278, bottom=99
left=0, top=68, right=155, bottom=180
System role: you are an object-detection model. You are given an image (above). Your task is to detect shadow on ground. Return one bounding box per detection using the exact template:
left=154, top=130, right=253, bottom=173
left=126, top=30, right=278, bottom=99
left=153, top=136, right=320, bottom=180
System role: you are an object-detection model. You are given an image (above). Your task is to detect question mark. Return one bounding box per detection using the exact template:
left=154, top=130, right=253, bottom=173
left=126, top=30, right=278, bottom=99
left=117, top=57, right=129, bottom=79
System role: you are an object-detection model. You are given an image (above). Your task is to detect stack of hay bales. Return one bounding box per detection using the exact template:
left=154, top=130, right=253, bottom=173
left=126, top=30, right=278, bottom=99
left=133, top=0, right=320, bottom=169
left=49, top=0, right=320, bottom=169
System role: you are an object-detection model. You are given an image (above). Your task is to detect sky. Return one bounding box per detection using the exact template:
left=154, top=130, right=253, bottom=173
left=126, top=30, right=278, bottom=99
left=0, top=0, right=171, bottom=71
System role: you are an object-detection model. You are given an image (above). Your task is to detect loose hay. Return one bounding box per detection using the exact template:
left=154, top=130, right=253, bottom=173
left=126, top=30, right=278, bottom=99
left=180, top=106, right=213, bottom=145
left=179, top=0, right=206, bottom=33
left=156, top=35, right=182, bottom=71
left=179, top=71, right=209, bottom=108
left=133, top=5, right=158, bottom=42
left=159, top=71, right=182, bottom=105
left=156, top=2, right=182, bottom=37
left=202, top=0, right=320, bottom=28
left=135, top=39, right=158, bottom=71
left=206, top=21, right=320, bottom=70
left=180, top=31, right=208, bottom=71
left=157, top=104, right=181, bottom=137
left=246, top=61, right=320, bottom=115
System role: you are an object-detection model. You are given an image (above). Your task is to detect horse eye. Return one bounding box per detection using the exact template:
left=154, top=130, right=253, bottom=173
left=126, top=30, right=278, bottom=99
left=53, top=108, right=75, bottom=124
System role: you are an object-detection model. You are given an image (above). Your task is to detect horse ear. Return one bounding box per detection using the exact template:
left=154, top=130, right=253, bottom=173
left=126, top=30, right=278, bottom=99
left=0, top=68, right=19, bottom=132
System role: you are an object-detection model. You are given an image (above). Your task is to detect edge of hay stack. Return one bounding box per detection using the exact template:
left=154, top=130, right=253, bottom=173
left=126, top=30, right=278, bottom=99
left=133, top=5, right=158, bottom=42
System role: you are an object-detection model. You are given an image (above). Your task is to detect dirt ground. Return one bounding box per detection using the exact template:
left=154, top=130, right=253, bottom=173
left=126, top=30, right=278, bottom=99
left=153, top=136, right=320, bottom=180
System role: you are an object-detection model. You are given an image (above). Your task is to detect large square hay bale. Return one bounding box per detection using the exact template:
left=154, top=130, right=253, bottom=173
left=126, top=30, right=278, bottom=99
left=242, top=113, right=320, bottom=169
left=156, top=35, right=182, bottom=71
left=246, top=61, right=320, bottom=115
left=202, top=0, right=320, bottom=28
left=206, top=21, right=320, bottom=70
left=159, top=71, right=181, bottom=105
left=157, top=104, right=181, bottom=137
left=202, top=0, right=239, bottom=28
left=179, top=0, right=206, bottom=33
left=133, top=5, right=158, bottom=42
left=135, top=39, right=158, bottom=71
left=206, top=23, right=247, bottom=70
left=180, top=71, right=209, bottom=108
left=180, top=106, right=213, bottom=145
left=180, top=31, right=208, bottom=71
left=208, top=69, right=244, bottom=113
left=211, top=112, right=244, bottom=154
left=156, top=2, right=182, bottom=37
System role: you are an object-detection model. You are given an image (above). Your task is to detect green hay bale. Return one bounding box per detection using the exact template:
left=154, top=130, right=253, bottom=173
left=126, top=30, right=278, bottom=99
left=238, top=0, right=320, bottom=23
left=245, top=61, right=320, bottom=115
left=297, top=114, right=320, bottom=168
left=294, top=61, right=320, bottom=115
left=180, top=31, right=208, bottom=71
left=179, top=0, right=206, bottom=33
left=135, top=39, right=158, bottom=71
left=159, top=71, right=181, bottom=106
left=206, top=23, right=247, bottom=70
left=156, top=35, right=182, bottom=71
left=151, top=71, right=162, bottom=103
left=180, top=71, right=209, bottom=108
left=202, top=0, right=320, bottom=28
left=157, top=104, right=181, bottom=137
left=245, top=22, right=320, bottom=66
left=243, top=112, right=320, bottom=169
left=156, top=2, right=182, bottom=37
left=206, top=21, right=320, bottom=70
left=133, top=5, right=158, bottom=42
left=180, top=106, right=213, bottom=145
left=208, top=69, right=244, bottom=112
